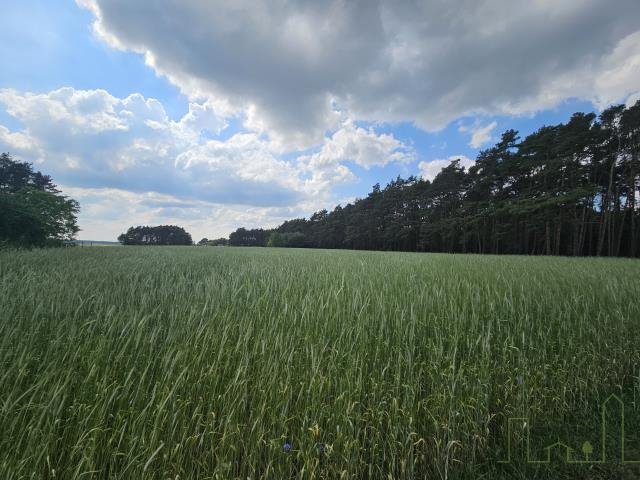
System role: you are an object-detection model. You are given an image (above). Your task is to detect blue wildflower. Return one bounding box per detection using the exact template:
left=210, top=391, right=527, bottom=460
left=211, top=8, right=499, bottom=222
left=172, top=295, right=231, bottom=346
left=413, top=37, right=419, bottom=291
left=283, top=442, right=292, bottom=453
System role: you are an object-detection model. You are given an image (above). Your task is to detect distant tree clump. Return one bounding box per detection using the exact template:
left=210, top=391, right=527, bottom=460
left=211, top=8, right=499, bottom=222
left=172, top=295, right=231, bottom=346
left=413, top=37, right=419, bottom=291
left=0, top=153, right=80, bottom=248
left=197, top=237, right=228, bottom=246
left=267, top=231, right=306, bottom=248
left=227, top=102, right=640, bottom=257
left=209, top=238, right=229, bottom=246
left=118, top=225, right=193, bottom=245
left=228, top=227, right=270, bottom=246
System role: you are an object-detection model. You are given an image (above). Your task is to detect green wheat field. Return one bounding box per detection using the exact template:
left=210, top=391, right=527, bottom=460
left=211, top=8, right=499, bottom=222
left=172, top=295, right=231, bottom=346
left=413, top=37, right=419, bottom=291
left=1, top=247, right=639, bottom=479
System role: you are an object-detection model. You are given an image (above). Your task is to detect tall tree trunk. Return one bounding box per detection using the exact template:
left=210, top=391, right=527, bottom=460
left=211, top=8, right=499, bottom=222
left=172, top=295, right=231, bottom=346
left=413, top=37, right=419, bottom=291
left=545, top=220, right=551, bottom=255
left=554, top=221, right=562, bottom=256
left=630, top=158, right=638, bottom=257
left=577, top=205, right=587, bottom=256
left=598, top=135, right=621, bottom=255
left=614, top=194, right=628, bottom=257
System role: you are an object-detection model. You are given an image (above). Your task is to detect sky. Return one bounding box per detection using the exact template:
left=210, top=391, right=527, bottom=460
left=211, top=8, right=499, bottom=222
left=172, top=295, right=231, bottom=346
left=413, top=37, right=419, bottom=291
left=1, top=0, right=639, bottom=241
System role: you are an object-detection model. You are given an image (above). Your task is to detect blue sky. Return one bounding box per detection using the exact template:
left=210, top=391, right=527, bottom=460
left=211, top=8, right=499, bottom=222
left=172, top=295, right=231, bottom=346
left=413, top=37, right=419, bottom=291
left=1, top=1, right=638, bottom=240
left=0, top=1, right=188, bottom=118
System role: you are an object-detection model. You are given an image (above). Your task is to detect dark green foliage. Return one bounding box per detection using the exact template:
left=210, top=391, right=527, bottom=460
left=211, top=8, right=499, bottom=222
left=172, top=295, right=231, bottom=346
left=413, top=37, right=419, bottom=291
left=117, top=225, right=193, bottom=245
left=209, top=237, right=229, bottom=246
left=197, top=237, right=228, bottom=246
left=0, top=153, right=79, bottom=248
left=228, top=102, right=640, bottom=257
left=228, top=227, right=270, bottom=246
left=267, top=231, right=306, bottom=247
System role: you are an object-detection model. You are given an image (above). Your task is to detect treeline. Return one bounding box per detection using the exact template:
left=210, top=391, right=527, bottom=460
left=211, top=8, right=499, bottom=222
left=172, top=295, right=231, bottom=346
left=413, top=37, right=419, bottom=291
left=227, top=103, right=640, bottom=256
left=197, top=237, right=228, bottom=246
left=0, top=153, right=79, bottom=248
left=118, top=225, right=193, bottom=245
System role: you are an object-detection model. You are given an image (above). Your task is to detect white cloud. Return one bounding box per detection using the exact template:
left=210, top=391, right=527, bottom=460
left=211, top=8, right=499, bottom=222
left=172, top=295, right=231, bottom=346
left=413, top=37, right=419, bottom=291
left=627, top=92, right=640, bottom=108
left=300, top=119, right=414, bottom=169
left=593, top=31, right=640, bottom=108
left=0, top=125, right=42, bottom=158
left=419, top=155, right=475, bottom=182
left=460, top=121, right=498, bottom=148
left=0, top=87, right=304, bottom=204
left=63, top=185, right=315, bottom=241
left=0, top=87, right=414, bottom=239
left=77, top=0, right=640, bottom=146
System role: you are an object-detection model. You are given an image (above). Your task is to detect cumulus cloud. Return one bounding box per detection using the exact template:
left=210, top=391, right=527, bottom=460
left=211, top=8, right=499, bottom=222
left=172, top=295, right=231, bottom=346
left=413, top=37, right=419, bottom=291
left=77, top=0, right=640, bottom=146
left=459, top=121, right=498, bottom=149
left=298, top=120, right=414, bottom=181
left=63, top=185, right=313, bottom=241
left=0, top=87, right=413, bottom=238
left=419, top=155, right=475, bottom=182
left=0, top=88, right=303, bottom=205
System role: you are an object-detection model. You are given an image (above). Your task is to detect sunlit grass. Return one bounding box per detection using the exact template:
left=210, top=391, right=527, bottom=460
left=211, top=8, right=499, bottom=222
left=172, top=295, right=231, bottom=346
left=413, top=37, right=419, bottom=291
left=1, top=247, right=639, bottom=479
